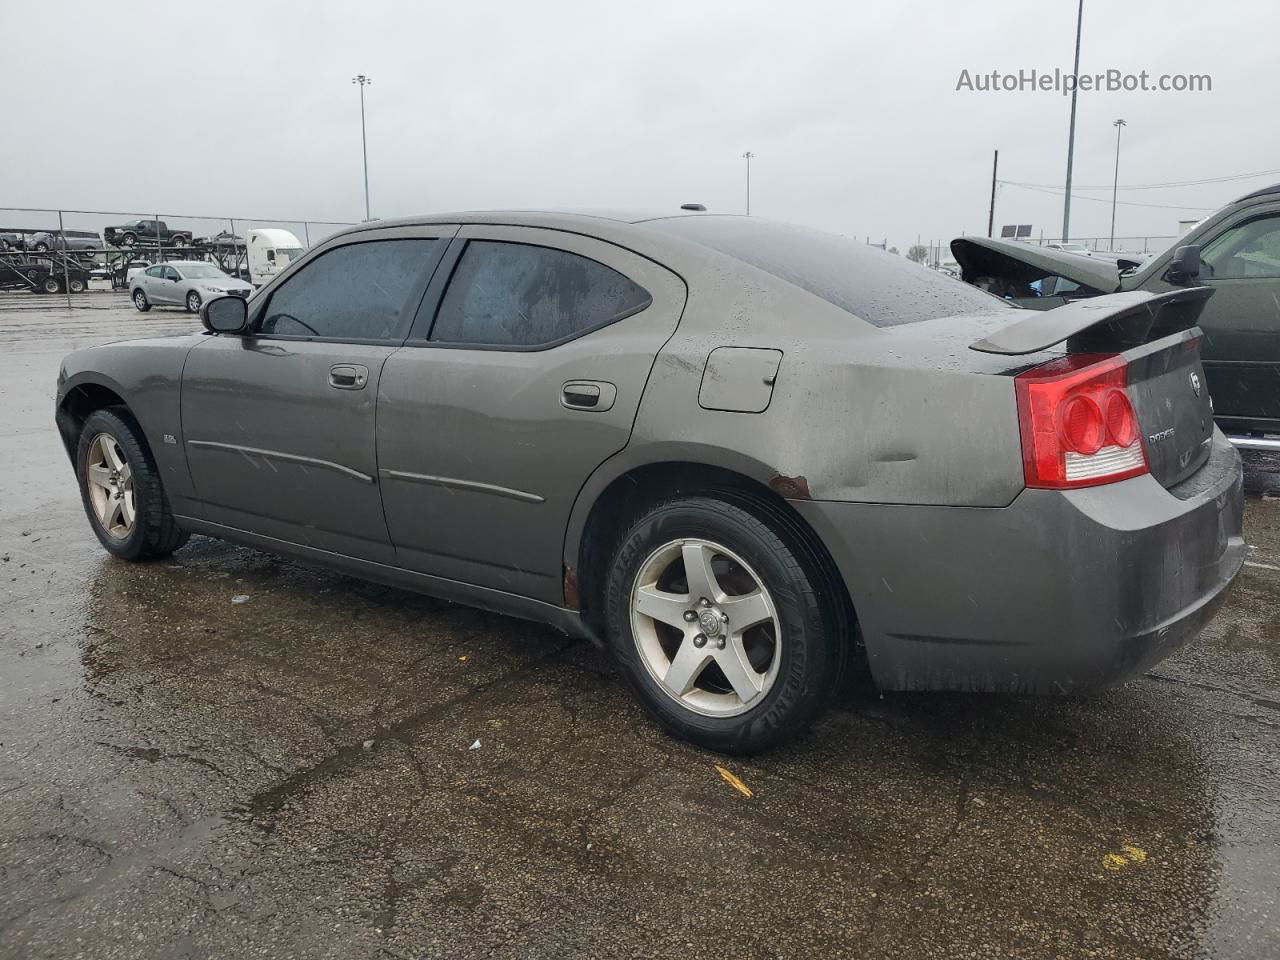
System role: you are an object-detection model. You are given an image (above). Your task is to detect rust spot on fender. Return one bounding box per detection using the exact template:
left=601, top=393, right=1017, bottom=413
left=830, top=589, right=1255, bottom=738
left=769, top=474, right=811, bottom=500
left=563, top=565, right=581, bottom=610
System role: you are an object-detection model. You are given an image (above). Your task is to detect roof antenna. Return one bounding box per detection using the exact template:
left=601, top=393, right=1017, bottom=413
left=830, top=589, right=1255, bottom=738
left=680, top=203, right=707, bottom=212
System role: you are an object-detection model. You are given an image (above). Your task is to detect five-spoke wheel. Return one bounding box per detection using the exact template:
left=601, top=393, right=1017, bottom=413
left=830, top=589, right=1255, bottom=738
left=84, top=432, right=135, bottom=539
left=75, top=408, right=188, bottom=561
left=631, top=538, right=780, bottom=717
left=606, top=495, right=847, bottom=753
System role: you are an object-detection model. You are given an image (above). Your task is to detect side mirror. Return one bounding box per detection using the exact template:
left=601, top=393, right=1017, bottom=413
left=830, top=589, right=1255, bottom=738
left=201, top=295, right=248, bottom=334
left=1166, top=244, right=1201, bottom=283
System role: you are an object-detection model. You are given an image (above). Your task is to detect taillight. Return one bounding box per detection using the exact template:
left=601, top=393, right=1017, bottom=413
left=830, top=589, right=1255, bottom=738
left=1014, top=353, right=1148, bottom=489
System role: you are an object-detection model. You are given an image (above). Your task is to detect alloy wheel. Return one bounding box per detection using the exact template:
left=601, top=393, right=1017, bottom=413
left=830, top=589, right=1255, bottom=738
left=630, top=538, right=781, bottom=718
left=85, top=433, right=135, bottom=539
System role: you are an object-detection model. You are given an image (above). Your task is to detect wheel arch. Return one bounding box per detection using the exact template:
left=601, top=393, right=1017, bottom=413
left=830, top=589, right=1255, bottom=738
left=567, top=449, right=858, bottom=655
left=56, top=376, right=131, bottom=463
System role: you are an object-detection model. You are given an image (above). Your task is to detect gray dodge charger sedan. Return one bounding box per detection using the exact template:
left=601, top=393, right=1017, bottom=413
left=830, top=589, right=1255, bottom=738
left=55, top=211, right=1246, bottom=753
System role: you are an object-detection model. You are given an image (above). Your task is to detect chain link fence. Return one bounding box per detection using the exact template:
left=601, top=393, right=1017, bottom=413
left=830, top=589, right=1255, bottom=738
left=0, top=206, right=357, bottom=309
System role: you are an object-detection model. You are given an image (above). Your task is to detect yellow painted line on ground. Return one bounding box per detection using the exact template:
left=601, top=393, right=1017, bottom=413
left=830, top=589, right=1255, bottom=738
left=714, top=765, right=753, bottom=798
left=1104, top=843, right=1149, bottom=871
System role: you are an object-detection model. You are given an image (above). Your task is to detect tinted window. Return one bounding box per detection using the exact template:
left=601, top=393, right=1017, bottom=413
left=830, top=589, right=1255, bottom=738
left=430, top=241, right=651, bottom=347
left=260, top=238, right=442, bottom=341
left=647, top=217, right=1005, bottom=327
left=1202, top=215, right=1280, bottom=279
left=145, top=266, right=163, bottom=278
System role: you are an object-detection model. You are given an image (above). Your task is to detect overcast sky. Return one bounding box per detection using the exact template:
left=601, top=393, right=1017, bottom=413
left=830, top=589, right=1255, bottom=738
left=4, top=0, right=1278, bottom=250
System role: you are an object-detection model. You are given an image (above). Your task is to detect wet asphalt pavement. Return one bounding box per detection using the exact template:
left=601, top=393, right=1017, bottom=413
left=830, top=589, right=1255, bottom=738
left=1, top=296, right=1278, bottom=959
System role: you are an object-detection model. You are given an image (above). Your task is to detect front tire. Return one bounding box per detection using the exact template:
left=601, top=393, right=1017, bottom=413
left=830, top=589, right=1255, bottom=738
left=120, top=233, right=136, bottom=247
left=186, top=290, right=202, bottom=313
left=605, top=496, right=846, bottom=754
left=132, top=289, right=151, bottom=312
left=76, top=408, right=188, bottom=561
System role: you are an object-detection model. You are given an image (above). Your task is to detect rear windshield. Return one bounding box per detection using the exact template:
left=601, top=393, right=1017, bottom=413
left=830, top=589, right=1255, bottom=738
left=646, top=216, right=1006, bottom=327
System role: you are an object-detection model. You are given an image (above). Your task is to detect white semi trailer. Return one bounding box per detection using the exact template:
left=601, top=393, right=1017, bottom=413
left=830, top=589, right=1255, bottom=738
left=246, top=228, right=305, bottom=286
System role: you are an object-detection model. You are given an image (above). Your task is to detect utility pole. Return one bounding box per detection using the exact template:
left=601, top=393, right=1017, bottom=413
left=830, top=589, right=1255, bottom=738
left=352, top=74, right=373, bottom=221
left=987, top=149, right=998, bottom=238
left=1061, top=0, right=1084, bottom=241
left=741, top=151, right=755, bottom=215
left=1109, top=118, right=1127, bottom=250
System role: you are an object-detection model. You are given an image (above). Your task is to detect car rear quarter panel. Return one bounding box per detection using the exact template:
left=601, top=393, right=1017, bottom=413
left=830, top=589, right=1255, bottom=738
left=623, top=258, right=1028, bottom=508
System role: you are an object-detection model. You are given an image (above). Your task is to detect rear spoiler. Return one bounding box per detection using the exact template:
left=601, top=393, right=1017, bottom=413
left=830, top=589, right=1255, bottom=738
left=969, top=287, right=1214, bottom=356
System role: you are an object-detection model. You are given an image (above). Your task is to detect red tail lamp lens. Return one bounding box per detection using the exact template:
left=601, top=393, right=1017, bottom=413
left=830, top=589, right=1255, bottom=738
left=1058, top=395, right=1105, bottom=454
left=1103, top=388, right=1138, bottom=447
left=1014, top=353, right=1149, bottom=489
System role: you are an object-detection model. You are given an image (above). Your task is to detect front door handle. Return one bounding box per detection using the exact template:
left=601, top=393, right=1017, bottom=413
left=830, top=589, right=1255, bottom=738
left=561, top=380, right=617, bottom=412
left=329, top=363, right=369, bottom=390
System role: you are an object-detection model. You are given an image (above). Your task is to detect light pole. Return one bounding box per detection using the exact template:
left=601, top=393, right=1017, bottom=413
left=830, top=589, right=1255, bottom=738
left=352, top=74, right=372, bottom=221
left=1061, top=0, right=1084, bottom=242
left=1109, top=118, right=1127, bottom=251
left=742, top=151, right=754, bottom=215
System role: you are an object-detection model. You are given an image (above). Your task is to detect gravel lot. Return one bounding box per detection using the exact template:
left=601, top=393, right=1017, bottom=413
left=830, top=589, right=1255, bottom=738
left=2, top=296, right=1278, bottom=959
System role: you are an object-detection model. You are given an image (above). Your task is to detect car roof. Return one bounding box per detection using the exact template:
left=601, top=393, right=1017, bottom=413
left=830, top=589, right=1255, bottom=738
left=1234, top=182, right=1280, bottom=203
left=321, top=208, right=747, bottom=265
left=352, top=209, right=722, bottom=228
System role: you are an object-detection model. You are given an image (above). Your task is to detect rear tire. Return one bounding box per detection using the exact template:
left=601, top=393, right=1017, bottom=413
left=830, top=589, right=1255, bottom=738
left=76, top=408, right=188, bottom=561
left=40, top=276, right=60, bottom=294
left=68, top=277, right=86, bottom=294
left=604, top=495, right=846, bottom=754
left=133, top=289, right=151, bottom=312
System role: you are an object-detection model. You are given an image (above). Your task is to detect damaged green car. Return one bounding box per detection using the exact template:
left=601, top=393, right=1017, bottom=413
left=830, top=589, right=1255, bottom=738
left=953, top=184, right=1280, bottom=437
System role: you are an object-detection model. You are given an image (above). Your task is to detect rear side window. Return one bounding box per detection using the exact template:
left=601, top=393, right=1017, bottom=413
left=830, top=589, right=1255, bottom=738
left=259, top=238, right=442, bottom=341
left=647, top=217, right=1004, bottom=327
left=430, top=241, right=652, bottom=347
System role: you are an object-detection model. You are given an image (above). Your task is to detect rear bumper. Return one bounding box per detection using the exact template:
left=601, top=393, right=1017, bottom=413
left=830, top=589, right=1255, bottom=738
left=794, top=430, right=1246, bottom=693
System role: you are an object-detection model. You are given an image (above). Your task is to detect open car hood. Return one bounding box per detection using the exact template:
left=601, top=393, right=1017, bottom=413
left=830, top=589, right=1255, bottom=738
left=951, top=236, right=1122, bottom=295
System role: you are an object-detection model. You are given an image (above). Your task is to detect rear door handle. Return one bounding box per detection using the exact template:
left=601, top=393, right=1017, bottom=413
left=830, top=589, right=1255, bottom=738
left=329, top=363, right=369, bottom=390
left=561, top=380, right=617, bottom=412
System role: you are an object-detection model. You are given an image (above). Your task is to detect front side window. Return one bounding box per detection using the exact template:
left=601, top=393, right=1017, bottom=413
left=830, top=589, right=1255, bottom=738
left=259, top=238, right=442, bottom=341
left=1202, top=215, right=1280, bottom=279
left=163, top=266, right=180, bottom=281
left=430, top=241, right=652, bottom=347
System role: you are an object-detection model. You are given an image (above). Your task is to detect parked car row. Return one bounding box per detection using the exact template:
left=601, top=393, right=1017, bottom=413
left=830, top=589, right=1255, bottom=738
left=0, top=224, right=308, bottom=296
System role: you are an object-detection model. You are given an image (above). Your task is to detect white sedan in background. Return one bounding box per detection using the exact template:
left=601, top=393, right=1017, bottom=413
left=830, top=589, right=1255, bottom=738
left=129, top=261, right=252, bottom=313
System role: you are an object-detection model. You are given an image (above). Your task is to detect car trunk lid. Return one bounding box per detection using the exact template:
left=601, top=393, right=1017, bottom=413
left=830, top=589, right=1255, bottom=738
left=1124, top=331, right=1215, bottom=487
left=951, top=236, right=1123, bottom=296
